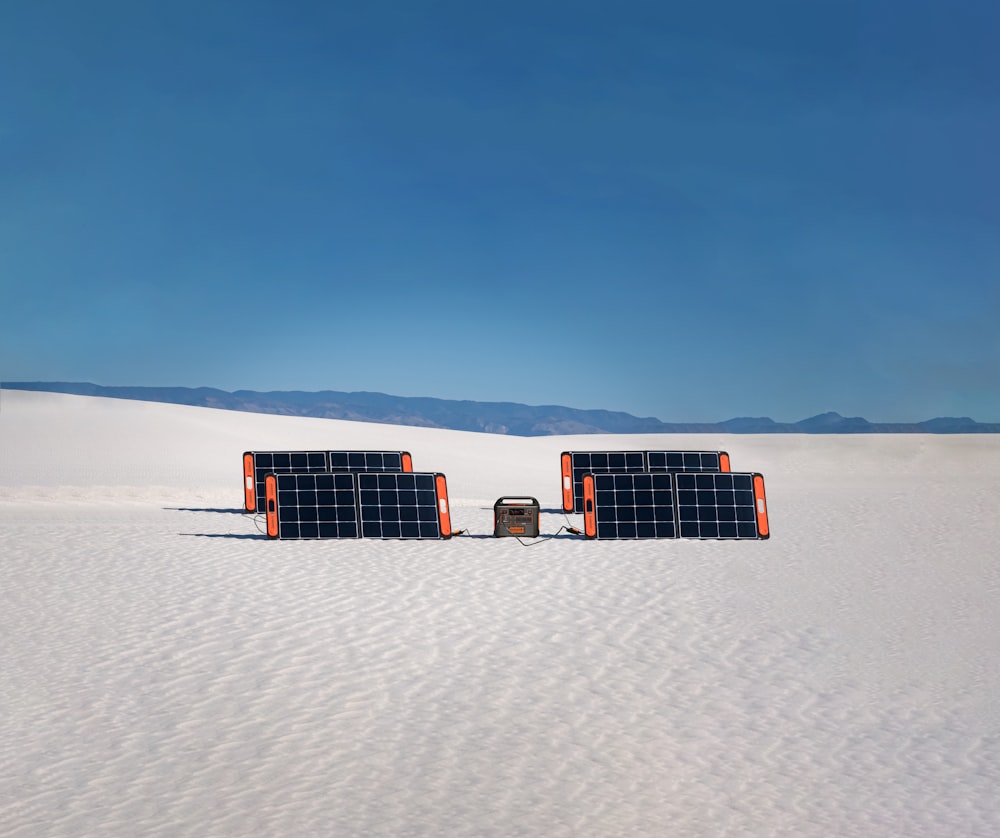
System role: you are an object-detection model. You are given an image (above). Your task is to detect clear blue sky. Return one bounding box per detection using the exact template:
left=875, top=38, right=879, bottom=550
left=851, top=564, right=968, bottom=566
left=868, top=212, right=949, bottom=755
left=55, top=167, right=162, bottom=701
left=2, top=0, right=998, bottom=422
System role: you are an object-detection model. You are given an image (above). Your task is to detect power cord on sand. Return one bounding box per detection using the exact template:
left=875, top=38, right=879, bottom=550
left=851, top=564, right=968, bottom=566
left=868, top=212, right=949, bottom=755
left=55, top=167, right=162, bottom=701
left=448, top=522, right=586, bottom=547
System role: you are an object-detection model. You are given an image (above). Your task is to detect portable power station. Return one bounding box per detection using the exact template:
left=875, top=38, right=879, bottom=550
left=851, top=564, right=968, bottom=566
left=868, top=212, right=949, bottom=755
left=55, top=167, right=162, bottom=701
left=493, top=497, right=540, bottom=538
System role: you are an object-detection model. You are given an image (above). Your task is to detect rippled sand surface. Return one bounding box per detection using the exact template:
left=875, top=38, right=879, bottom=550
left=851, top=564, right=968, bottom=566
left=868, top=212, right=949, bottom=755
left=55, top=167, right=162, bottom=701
left=3, top=390, right=998, bottom=837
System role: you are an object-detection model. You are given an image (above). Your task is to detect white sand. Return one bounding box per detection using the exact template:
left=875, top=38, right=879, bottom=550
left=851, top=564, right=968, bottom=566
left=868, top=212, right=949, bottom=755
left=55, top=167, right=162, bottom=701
left=2, top=389, right=998, bottom=837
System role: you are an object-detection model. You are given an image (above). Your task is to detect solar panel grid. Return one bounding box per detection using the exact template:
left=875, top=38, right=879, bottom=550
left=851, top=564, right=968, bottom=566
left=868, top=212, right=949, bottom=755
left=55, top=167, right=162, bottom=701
left=563, top=450, right=729, bottom=513
left=253, top=450, right=328, bottom=512
left=591, top=472, right=676, bottom=540
left=274, top=472, right=359, bottom=540
left=329, top=451, right=405, bottom=472
left=568, top=450, right=647, bottom=513
left=357, top=472, right=443, bottom=540
left=646, top=450, right=723, bottom=473
left=583, top=471, right=768, bottom=540
left=247, top=450, right=412, bottom=512
left=675, top=472, right=759, bottom=540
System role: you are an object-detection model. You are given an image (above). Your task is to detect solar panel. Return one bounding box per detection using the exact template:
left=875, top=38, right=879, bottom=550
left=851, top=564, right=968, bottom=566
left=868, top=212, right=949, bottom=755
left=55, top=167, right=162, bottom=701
left=674, top=472, right=768, bottom=540
left=560, top=450, right=730, bottom=513
left=357, top=472, right=451, bottom=540
left=583, top=472, right=677, bottom=539
left=245, top=451, right=328, bottom=512
left=263, top=471, right=452, bottom=540
left=265, top=472, right=360, bottom=540
left=244, top=450, right=412, bottom=512
left=582, top=471, right=769, bottom=540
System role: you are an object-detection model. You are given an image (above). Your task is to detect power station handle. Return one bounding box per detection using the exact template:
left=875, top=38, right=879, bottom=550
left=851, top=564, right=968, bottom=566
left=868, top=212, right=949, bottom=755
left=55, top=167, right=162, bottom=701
left=494, top=497, right=539, bottom=508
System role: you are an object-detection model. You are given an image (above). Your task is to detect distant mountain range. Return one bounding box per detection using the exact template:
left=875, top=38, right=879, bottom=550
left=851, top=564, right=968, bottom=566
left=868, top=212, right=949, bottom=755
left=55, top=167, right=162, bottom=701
left=4, top=381, right=999, bottom=435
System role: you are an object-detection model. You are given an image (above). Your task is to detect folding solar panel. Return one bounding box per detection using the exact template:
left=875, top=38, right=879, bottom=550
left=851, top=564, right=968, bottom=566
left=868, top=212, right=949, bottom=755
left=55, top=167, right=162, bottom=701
left=244, top=451, right=328, bottom=512
left=357, top=472, right=451, bottom=540
left=264, top=471, right=452, bottom=540
left=265, top=472, right=360, bottom=540
left=560, top=450, right=730, bottom=513
left=244, top=450, right=413, bottom=512
left=582, top=471, right=769, bottom=540
left=674, top=472, right=768, bottom=540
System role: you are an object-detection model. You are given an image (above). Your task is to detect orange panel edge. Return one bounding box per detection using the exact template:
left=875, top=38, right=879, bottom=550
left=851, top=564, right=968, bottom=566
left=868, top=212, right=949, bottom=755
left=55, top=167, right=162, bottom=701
left=265, top=474, right=279, bottom=538
left=583, top=475, right=597, bottom=538
left=753, top=473, right=769, bottom=539
left=402, top=452, right=413, bottom=472
left=560, top=452, right=574, bottom=512
left=719, top=452, right=731, bottom=472
left=243, top=452, right=255, bottom=511
left=435, top=474, right=452, bottom=538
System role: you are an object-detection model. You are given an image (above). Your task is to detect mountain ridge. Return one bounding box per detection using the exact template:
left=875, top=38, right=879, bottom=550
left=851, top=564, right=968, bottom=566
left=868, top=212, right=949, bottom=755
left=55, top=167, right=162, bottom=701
left=4, top=381, right=998, bottom=435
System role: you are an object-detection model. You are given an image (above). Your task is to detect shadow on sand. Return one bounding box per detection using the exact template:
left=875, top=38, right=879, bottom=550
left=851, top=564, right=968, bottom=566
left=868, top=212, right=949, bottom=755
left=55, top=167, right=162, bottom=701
left=165, top=507, right=247, bottom=514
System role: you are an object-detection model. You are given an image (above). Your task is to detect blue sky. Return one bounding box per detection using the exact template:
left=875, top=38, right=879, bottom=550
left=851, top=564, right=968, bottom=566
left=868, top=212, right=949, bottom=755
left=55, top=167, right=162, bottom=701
left=2, top=1, right=998, bottom=422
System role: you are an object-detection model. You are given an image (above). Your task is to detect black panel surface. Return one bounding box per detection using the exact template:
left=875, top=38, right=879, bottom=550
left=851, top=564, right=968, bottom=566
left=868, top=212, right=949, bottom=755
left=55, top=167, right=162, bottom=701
left=328, top=451, right=406, bottom=472
left=274, top=472, right=359, bottom=540
left=674, top=472, right=760, bottom=540
left=569, top=451, right=646, bottom=513
left=591, top=472, right=677, bottom=540
left=646, top=450, right=724, bottom=473
left=253, top=450, right=408, bottom=512
left=357, top=472, right=442, bottom=540
left=254, top=451, right=328, bottom=513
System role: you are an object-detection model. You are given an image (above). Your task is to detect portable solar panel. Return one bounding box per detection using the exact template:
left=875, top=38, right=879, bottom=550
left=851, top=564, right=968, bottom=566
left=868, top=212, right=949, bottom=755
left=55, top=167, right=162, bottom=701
left=265, top=472, right=360, bottom=540
left=583, top=472, right=677, bottom=539
left=357, top=472, right=451, bottom=540
left=560, top=450, right=730, bottom=513
left=674, top=472, right=768, bottom=540
left=244, top=450, right=413, bottom=512
left=264, top=471, right=452, bottom=540
left=582, top=471, right=768, bottom=540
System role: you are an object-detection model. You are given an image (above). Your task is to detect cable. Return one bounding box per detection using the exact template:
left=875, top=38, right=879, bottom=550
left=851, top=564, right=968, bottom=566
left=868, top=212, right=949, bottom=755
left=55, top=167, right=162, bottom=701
left=246, top=512, right=268, bottom=535
left=446, top=524, right=582, bottom=545
left=504, top=525, right=587, bottom=547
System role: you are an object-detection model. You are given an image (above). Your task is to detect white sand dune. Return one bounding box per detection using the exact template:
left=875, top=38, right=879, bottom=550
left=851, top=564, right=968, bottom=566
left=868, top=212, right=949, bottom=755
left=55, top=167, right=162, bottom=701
left=2, top=389, right=998, bottom=837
